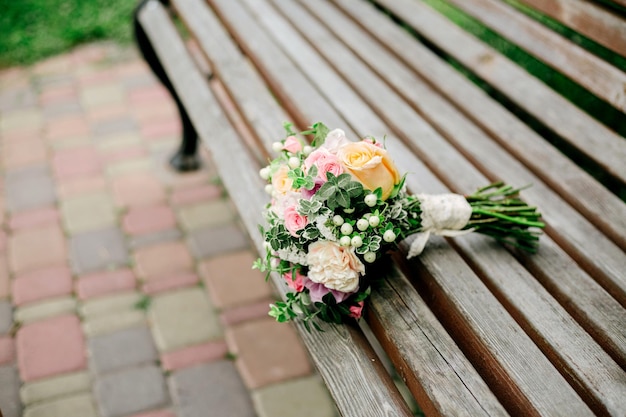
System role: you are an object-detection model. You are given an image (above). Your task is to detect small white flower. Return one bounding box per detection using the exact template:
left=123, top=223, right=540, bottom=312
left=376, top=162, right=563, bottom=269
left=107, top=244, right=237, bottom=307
left=364, top=194, right=377, bottom=207
left=259, top=167, right=271, bottom=180
left=364, top=252, right=376, bottom=263
left=351, top=236, right=363, bottom=248
left=368, top=216, right=380, bottom=227
left=340, top=223, right=353, bottom=235
left=339, top=236, right=351, bottom=246
left=357, top=219, right=369, bottom=231
left=288, top=156, right=301, bottom=169
left=332, top=215, right=344, bottom=226
left=303, top=145, right=313, bottom=156
left=383, top=230, right=397, bottom=243
left=264, top=184, right=273, bottom=194
left=272, top=141, right=284, bottom=152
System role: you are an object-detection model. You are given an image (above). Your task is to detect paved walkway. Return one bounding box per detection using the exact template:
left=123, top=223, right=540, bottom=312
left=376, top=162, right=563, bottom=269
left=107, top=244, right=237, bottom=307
left=0, top=42, right=337, bottom=417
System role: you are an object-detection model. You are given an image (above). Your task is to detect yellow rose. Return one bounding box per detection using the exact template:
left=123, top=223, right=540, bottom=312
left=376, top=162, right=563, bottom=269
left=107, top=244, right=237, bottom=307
left=336, top=141, right=401, bottom=200
left=271, top=165, right=294, bottom=195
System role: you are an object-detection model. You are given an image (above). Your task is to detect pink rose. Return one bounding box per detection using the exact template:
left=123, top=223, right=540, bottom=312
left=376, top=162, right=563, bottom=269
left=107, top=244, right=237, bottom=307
left=284, top=205, right=308, bottom=237
left=283, top=136, right=302, bottom=153
left=283, top=271, right=305, bottom=292
left=349, top=301, right=365, bottom=319
left=363, top=137, right=383, bottom=148
left=304, top=149, right=344, bottom=181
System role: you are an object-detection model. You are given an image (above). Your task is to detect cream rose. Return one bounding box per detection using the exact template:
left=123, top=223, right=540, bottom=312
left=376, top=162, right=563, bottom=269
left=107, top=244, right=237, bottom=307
left=336, top=141, right=401, bottom=200
left=271, top=165, right=294, bottom=195
left=306, top=241, right=364, bottom=293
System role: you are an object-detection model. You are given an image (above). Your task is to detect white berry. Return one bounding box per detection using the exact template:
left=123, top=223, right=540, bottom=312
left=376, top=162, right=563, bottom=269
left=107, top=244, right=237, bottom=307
left=343, top=207, right=355, bottom=214
left=288, top=157, right=301, bottom=169
left=356, top=219, right=369, bottom=231
left=364, top=252, right=376, bottom=263
left=259, top=167, right=271, bottom=180
left=332, top=215, right=344, bottom=226
left=351, top=236, right=363, bottom=248
left=383, top=230, right=396, bottom=242
left=272, top=141, right=284, bottom=152
left=264, top=184, right=273, bottom=195
left=303, top=145, right=313, bottom=156
left=340, top=223, right=353, bottom=235
left=368, top=216, right=380, bottom=227
left=339, top=236, right=351, bottom=246
left=364, top=194, right=377, bottom=207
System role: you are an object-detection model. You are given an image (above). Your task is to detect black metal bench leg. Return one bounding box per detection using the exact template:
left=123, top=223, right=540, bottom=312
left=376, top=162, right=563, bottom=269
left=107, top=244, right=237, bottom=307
left=133, top=0, right=201, bottom=172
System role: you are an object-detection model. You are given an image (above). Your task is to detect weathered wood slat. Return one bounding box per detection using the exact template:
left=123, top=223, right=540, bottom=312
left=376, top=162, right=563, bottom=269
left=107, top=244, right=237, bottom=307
left=327, top=0, right=626, bottom=367
left=443, top=0, right=626, bottom=112
left=373, top=0, right=626, bottom=186
left=138, top=3, right=414, bottom=416
left=515, top=0, right=626, bottom=56
left=332, top=0, right=626, bottom=252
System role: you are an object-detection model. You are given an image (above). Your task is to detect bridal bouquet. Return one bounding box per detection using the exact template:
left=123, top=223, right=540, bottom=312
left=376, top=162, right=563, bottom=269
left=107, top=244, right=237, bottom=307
left=254, top=123, right=544, bottom=330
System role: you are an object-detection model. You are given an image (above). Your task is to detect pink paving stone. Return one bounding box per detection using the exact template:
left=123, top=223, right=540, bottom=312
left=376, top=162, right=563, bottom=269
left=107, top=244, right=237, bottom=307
left=111, top=173, right=166, bottom=207
left=76, top=269, right=136, bottom=300
left=0, top=128, right=41, bottom=145
left=140, top=118, right=180, bottom=140
left=39, top=85, right=77, bottom=105
left=52, top=146, right=102, bottom=180
left=16, top=314, right=87, bottom=382
left=86, top=103, right=129, bottom=122
left=8, top=206, right=60, bottom=230
left=0, top=336, right=16, bottom=365
left=12, top=265, right=73, bottom=306
left=129, top=86, right=171, bottom=105
left=132, top=102, right=177, bottom=122
left=2, top=139, right=48, bottom=169
left=141, top=272, right=199, bottom=295
left=77, top=70, right=115, bottom=87
left=170, top=184, right=222, bottom=206
left=0, top=255, right=9, bottom=298
left=56, top=175, right=107, bottom=198
left=8, top=225, right=67, bottom=274
left=160, top=340, right=228, bottom=371
left=128, top=411, right=177, bottom=417
left=45, top=116, right=90, bottom=142
left=101, top=144, right=147, bottom=165
left=122, top=205, right=176, bottom=236
left=0, top=230, right=6, bottom=252
left=220, top=299, right=275, bottom=327
left=133, top=241, right=193, bottom=280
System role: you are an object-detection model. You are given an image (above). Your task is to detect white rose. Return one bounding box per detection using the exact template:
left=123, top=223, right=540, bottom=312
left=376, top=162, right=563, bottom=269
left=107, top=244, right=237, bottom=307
left=321, top=128, right=351, bottom=154
left=306, top=241, right=365, bottom=292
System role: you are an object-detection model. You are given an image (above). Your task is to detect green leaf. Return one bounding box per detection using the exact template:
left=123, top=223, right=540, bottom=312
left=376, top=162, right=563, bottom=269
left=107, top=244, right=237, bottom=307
left=335, top=189, right=350, bottom=208
left=315, top=183, right=336, bottom=200
left=311, top=122, right=329, bottom=147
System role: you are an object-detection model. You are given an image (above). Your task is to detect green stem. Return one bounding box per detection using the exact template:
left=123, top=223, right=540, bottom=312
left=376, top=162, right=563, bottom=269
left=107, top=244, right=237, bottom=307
left=471, top=208, right=545, bottom=228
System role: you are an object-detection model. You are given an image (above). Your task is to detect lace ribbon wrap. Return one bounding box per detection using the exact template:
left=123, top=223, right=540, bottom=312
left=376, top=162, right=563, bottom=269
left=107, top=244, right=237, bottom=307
left=407, top=193, right=474, bottom=258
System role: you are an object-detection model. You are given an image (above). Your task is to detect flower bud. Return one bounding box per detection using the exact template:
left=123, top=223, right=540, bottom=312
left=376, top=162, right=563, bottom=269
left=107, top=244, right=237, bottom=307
left=332, top=215, right=344, bottom=226
left=364, top=252, right=376, bottom=263
left=340, top=223, right=353, bottom=235
left=383, top=230, right=396, bottom=243
left=339, top=236, right=351, bottom=246
left=368, top=216, right=380, bottom=227
left=364, top=194, right=377, bottom=207
left=356, top=219, right=369, bottom=231
left=288, top=156, right=301, bottom=169
left=351, top=236, right=363, bottom=248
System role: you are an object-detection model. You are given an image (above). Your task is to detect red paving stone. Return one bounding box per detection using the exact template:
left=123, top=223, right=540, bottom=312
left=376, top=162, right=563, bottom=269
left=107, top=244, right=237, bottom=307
left=8, top=224, right=67, bottom=274
left=220, top=300, right=275, bottom=327
left=56, top=175, right=107, bottom=198
left=129, top=86, right=171, bottom=105
left=8, top=206, right=60, bottom=230
left=199, top=251, right=272, bottom=309
left=39, top=85, right=77, bottom=105
left=141, top=272, right=199, bottom=295
left=12, top=265, right=73, bottom=306
left=170, top=184, right=221, bottom=206
left=0, top=336, right=16, bottom=365
left=133, top=241, right=194, bottom=281
left=52, top=146, right=102, bottom=179
left=76, top=269, right=136, bottom=300
left=16, top=314, right=87, bottom=382
left=111, top=173, right=166, bottom=207
left=140, top=119, right=180, bottom=140
left=44, top=115, right=90, bottom=142
left=2, top=139, right=48, bottom=169
left=160, top=340, right=228, bottom=371
left=122, top=205, right=177, bottom=235
left=131, top=102, right=177, bottom=123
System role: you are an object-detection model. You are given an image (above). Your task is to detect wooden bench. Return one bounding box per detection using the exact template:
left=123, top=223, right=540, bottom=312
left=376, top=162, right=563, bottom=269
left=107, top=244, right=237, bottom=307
left=134, top=0, right=626, bottom=415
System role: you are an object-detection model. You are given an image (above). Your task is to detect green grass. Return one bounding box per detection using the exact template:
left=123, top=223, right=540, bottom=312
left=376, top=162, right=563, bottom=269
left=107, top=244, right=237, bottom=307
left=0, top=0, right=137, bottom=68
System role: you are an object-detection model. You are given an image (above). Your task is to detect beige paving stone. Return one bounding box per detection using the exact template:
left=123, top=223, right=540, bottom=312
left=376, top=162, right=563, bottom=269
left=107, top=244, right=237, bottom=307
left=106, top=158, right=153, bottom=177
left=60, top=192, right=117, bottom=234
left=49, top=136, right=92, bottom=150
left=96, top=132, right=142, bottom=152
left=80, top=84, right=124, bottom=108
left=149, top=287, right=221, bottom=352
left=82, top=310, right=147, bottom=337
left=23, top=392, right=98, bottom=417
left=20, top=371, right=92, bottom=405
left=79, top=291, right=142, bottom=318
left=252, top=376, right=338, bottom=417
left=0, top=109, right=42, bottom=132
left=176, top=200, right=234, bottom=232
left=14, top=297, right=77, bottom=324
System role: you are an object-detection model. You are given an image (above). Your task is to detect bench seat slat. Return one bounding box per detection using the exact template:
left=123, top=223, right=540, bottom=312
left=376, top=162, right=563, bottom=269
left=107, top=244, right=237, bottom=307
left=444, top=0, right=626, bottom=112
left=138, top=3, right=415, bottom=416
left=374, top=0, right=626, bottom=186
left=515, top=0, right=626, bottom=56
